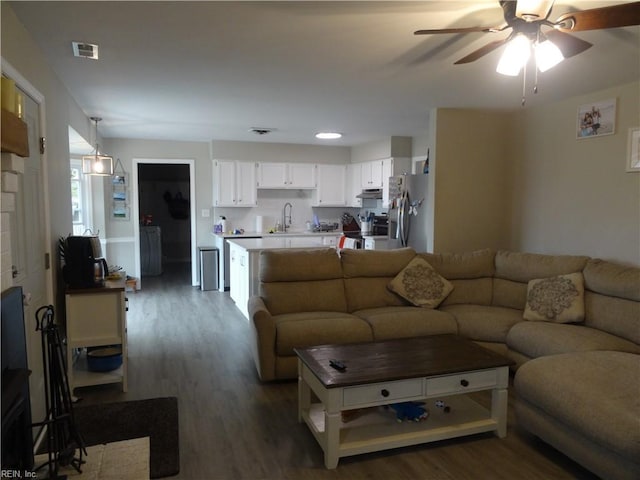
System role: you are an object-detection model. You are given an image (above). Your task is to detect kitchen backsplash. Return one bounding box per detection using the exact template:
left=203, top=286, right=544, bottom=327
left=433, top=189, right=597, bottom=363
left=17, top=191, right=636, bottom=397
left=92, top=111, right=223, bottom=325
left=212, top=189, right=384, bottom=233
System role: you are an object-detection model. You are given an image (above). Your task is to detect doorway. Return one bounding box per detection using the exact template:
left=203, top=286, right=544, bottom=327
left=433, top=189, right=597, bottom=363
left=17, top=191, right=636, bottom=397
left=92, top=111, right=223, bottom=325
left=131, top=159, right=197, bottom=287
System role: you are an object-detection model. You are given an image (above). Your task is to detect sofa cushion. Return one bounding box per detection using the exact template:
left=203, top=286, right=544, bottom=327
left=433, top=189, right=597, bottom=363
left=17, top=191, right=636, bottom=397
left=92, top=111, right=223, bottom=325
left=583, top=259, right=640, bottom=344
left=260, top=248, right=348, bottom=316
left=514, top=351, right=640, bottom=461
left=274, top=312, right=373, bottom=356
left=583, top=258, right=640, bottom=302
left=418, top=249, right=496, bottom=279
left=341, top=247, right=416, bottom=278
left=261, top=279, right=347, bottom=316
left=354, top=306, right=457, bottom=341
left=506, top=322, right=640, bottom=359
left=494, top=250, right=590, bottom=283
left=523, top=272, right=585, bottom=323
left=492, top=251, right=590, bottom=311
left=388, top=257, right=454, bottom=308
left=440, top=304, right=523, bottom=343
left=341, top=248, right=417, bottom=312
left=260, top=248, right=341, bottom=282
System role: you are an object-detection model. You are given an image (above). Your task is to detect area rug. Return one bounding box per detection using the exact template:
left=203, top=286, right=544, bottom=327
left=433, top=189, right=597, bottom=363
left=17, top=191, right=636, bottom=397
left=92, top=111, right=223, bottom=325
left=72, top=397, right=179, bottom=478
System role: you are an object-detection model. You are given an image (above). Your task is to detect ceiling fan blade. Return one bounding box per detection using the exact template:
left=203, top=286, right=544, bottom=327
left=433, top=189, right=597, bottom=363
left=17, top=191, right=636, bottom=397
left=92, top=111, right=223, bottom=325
left=454, top=38, right=509, bottom=64
left=554, top=1, right=640, bottom=32
left=414, top=25, right=507, bottom=35
left=544, top=30, right=592, bottom=58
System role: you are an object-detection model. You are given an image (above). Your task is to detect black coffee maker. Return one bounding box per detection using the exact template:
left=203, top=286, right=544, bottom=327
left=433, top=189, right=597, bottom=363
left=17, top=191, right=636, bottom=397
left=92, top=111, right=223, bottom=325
left=62, top=236, right=108, bottom=288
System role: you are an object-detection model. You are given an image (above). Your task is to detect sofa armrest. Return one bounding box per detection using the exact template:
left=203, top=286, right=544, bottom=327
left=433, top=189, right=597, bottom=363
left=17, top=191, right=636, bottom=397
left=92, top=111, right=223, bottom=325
left=248, top=295, right=277, bottom=381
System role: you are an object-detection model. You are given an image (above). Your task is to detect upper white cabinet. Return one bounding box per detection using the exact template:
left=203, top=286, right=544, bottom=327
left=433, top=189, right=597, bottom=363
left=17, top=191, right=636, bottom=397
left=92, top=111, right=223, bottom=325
left=346, top=163, right=362, bottom=208
left=361, top=160, right=384, bottom=188
left=257, top=162, right=316, bottom=189
left=314, top=164, right=347, bottom=206
left=213, top=159, right=257, bottom=207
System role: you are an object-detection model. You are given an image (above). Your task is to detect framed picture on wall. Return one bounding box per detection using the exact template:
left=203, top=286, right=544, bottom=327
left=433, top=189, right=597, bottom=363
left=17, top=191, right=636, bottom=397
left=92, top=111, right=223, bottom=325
left=627, top=127, right=640, bottom=172
left=576, top=98, right=616, bottom=139
left=112, top=201, right=129, bottom=220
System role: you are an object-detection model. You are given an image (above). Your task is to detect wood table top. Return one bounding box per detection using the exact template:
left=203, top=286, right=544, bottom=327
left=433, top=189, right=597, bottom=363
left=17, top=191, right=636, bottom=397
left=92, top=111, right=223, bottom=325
left=295, top=334, right=514, bottom=388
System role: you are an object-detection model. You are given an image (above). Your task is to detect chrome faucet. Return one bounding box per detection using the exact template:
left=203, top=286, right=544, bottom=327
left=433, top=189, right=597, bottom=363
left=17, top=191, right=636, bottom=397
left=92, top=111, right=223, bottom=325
left=282, top=202, right=293, bottom=232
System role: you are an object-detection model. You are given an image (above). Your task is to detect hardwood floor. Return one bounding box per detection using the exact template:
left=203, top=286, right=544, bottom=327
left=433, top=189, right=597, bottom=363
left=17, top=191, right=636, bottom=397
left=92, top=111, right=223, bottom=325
left=73, top=263, right=599, bottom=480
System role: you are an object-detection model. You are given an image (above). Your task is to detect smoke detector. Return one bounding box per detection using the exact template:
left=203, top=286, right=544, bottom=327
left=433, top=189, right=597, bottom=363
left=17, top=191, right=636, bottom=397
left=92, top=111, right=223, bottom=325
left=72, top=41, right=99, bottom=60
left=249, top=127, right=275, bottom=136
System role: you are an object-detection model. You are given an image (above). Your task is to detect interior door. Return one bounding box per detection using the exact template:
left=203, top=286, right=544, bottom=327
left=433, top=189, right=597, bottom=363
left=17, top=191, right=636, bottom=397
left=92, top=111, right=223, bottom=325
left=9, top=88, right=48, bottom=432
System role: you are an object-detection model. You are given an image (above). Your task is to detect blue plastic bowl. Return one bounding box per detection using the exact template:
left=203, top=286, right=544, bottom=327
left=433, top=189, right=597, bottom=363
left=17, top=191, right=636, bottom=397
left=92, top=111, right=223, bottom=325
left=86, top=346, right=123, bottom=372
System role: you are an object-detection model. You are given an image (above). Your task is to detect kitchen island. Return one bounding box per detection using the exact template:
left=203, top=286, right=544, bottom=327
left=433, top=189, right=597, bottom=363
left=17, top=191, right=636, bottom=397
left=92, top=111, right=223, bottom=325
left=226, top=236, right=332, bottom=318
left=213, top=231, right=343, bottom=292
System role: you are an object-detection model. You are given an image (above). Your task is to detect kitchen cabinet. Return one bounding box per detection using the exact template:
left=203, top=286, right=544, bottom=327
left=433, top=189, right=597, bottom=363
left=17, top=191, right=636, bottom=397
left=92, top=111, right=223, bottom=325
left=322, top=235, right=342, bottom=247
left=364, top=236, right=389, bottom=250
left=314, top=164, right=347, bottom=206
left=257, top=162, right=316, bottom=189
left=361, top=160, right=384, bottom=188
left=229, top=241, right=250, bottom=316
left=65, top=280, right=128, bottom=393
left=213, top=159, right=257, bottom=207
left=346, top=163, right=362, bottom=207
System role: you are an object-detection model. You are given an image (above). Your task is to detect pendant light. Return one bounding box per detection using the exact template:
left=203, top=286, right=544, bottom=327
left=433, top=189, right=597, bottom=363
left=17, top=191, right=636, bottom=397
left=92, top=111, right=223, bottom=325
left=82, top=117, right=113, bottom=176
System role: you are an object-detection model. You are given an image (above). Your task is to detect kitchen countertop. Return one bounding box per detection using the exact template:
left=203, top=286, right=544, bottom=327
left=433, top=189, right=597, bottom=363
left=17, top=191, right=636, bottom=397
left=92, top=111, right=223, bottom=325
left=212, top=230, right=344, bottom=239
left=226, top=236, right=328, bottom=251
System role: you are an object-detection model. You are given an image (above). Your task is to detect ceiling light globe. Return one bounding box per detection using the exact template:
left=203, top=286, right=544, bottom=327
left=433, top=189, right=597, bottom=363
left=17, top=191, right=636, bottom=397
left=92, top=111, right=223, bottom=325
left=535, top=40, right=564, bottom=72
left=496, top=35, right=531, bottom=76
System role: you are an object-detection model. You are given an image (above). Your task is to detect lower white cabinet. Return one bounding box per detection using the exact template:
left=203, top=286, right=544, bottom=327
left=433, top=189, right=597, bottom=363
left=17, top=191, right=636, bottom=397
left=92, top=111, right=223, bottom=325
left=364, top=236, right=389, bottom=250
left=229, top=242, right=250, bottom=316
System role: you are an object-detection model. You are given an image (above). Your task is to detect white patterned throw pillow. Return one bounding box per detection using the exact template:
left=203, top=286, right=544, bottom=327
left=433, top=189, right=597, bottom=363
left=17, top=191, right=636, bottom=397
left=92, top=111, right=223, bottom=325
left=388, top=257, right=454, bottom=308
left=524, top=272, right=585, bottom=323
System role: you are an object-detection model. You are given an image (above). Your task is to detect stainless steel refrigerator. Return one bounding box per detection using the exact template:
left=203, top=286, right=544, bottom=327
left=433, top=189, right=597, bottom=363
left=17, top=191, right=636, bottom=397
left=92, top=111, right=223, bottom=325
left=388, top=174, right=430, bottom=251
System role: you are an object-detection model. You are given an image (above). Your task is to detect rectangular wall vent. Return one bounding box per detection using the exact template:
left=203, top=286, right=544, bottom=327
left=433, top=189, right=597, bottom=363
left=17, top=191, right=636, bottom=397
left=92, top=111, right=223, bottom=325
left=72, top=41, right=99, bottom=60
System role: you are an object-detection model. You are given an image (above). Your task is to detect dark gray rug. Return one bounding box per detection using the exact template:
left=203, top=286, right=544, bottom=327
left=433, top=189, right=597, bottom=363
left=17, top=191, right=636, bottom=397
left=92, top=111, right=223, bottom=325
left=73, top=397, right=179, bottom=478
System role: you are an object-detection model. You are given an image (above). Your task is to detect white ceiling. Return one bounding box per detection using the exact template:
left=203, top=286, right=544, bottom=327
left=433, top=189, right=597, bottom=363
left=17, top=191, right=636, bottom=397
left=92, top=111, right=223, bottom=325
left=9, top=1, right=640, bottom=147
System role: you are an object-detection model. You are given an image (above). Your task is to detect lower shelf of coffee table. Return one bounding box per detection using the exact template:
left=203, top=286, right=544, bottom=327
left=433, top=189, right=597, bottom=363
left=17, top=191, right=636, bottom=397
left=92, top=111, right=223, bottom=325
left=303, top=395, right=497, bottom=458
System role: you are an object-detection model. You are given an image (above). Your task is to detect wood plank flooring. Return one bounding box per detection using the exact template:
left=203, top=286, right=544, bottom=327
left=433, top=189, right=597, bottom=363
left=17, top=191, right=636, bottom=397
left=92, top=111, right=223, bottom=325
left=73, top=263, right=599, bottom=480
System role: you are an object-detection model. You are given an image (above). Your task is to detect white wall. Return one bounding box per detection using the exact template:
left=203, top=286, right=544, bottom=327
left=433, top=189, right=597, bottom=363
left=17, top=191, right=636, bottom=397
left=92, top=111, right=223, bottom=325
left=211, top=139, right=350, bottom=164
left=100, top=138, right=210, bottom=275
left=509, top=81, right=640, bottom=265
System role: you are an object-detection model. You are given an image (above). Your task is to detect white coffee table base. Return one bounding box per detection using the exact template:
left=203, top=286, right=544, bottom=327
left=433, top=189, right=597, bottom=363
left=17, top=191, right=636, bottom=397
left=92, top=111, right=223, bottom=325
left=298, top=362, right=510, bottom=469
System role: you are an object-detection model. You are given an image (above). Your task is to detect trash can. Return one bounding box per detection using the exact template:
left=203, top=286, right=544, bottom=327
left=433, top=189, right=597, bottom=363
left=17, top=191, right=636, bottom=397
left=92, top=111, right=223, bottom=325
left=198, top=247, right=219, bottom=291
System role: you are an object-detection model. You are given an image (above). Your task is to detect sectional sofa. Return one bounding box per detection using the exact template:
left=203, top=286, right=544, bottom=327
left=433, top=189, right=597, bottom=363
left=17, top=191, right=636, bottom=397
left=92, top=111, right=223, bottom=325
left=247, top=247, right=639, bottom=480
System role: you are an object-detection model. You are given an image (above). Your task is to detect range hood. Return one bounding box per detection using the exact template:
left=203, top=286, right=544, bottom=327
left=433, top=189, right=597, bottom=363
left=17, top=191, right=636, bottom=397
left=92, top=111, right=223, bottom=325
left=356, top=188, right=382, bottom=199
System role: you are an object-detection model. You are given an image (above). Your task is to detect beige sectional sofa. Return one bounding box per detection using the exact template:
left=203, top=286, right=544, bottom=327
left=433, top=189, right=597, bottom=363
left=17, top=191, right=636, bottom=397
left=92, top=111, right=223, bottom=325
left=247, top=246, right=639, bottom=480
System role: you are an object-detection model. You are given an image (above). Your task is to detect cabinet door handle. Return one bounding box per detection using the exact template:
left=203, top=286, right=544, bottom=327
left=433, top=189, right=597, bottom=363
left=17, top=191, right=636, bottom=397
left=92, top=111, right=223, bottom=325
left=381, top=389, right=390, bottom=397
left=460, top=379, right=469, bottom=387
left=125, top=297, right=129, bottom=312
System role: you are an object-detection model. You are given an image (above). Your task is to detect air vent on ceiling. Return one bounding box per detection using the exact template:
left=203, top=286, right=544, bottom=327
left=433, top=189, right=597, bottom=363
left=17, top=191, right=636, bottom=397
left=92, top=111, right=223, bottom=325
left=72, top=41, right=99, bottom=60
left=249, top=127, right=275, bottom=136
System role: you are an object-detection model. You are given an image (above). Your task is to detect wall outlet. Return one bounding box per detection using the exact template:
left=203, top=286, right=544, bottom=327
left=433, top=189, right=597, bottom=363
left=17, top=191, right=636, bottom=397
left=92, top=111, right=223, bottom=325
left=201, top=209, right=210, bottom=218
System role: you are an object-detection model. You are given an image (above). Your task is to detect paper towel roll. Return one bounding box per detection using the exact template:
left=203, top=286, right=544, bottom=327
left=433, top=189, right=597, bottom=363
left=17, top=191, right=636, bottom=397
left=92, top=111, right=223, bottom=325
left=256, top=215, right=264, bottom=233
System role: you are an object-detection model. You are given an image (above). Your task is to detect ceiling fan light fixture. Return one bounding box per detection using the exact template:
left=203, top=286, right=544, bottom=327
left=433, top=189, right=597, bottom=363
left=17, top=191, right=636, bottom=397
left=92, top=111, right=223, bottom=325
left=535, top=39, right=564, bottom=72
left=496, top=35, right=531, bottom=76
left=82, top=117, right=114, bottom=176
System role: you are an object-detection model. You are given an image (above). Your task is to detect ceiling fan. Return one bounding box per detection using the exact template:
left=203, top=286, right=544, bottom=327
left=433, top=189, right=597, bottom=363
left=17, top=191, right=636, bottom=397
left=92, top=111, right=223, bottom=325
left=415, top=1, right=640, bottom=76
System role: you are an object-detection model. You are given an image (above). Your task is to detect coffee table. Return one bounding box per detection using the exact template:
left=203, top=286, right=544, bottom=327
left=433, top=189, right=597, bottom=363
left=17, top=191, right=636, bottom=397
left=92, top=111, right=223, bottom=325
left=295, top=334, right=514, bottom=468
